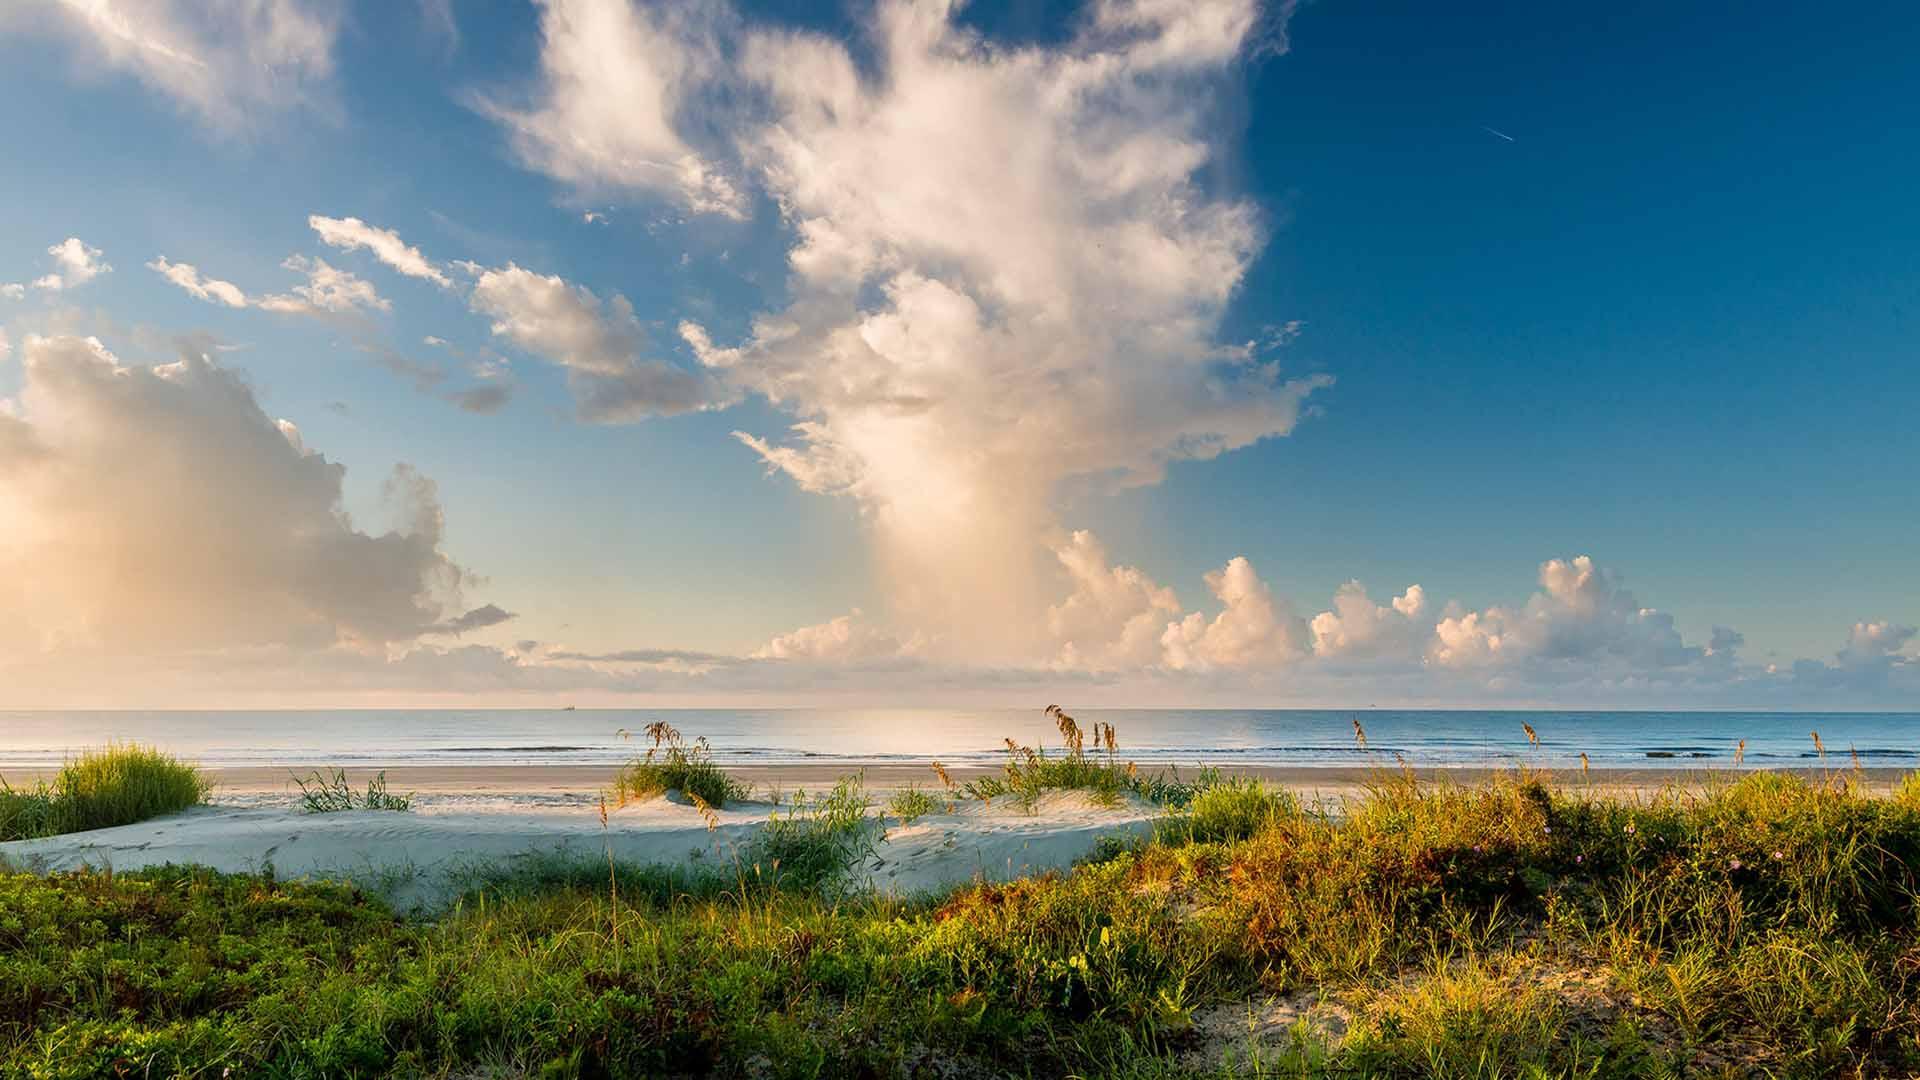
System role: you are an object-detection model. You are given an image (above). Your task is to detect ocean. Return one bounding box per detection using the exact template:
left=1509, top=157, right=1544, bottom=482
left=1, top=709, right=1914, bottom=772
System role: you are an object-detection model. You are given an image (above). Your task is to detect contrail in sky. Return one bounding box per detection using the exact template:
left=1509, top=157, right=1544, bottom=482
left=1482, top=126, right=1516, bottom=142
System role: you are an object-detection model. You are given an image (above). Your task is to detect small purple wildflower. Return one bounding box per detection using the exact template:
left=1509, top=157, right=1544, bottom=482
left=1624, top=823, right=1636, bottom=835
left=1543, top=825, right=1552, bottom=834
left=1772, top=850, right=1784, bottom=860
left=1575, top=854, right=1584, bottom=863
left=1729, top=858, right=1742, bottom=871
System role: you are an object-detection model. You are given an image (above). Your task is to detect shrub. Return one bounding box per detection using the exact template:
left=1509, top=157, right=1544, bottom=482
left=293, top=769, right=413, bottom=813
left=612, top=722, right=749, bottom=808
left=0, top=744, right=209, bottom=841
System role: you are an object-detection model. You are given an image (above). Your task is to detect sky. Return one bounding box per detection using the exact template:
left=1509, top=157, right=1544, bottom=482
left=0, top=0, right=1915, bottom=709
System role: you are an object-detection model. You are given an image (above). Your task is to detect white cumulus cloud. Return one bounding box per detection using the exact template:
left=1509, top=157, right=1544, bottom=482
left=1045, top=530, right=1183, bottom=671
left=1161, top=556, right=1310, bottom=671
left=32, top=237, right=110, bottom=291
left=1311, top=581, right=1428, bottom=660
left=751, top=609, right=918, bottom=662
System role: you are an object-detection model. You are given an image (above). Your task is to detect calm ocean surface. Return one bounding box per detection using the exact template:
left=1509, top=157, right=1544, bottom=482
left=0, top=709, right=1915, bottom=771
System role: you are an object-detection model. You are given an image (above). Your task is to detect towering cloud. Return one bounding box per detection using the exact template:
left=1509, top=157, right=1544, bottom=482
left=678, top=0, right=1323, bottom=657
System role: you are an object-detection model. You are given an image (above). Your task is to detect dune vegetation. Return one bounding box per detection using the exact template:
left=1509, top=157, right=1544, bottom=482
left=611, top=721, right=753, bottom=809
left=4, top=732, right=1918, bottom=1078
left=0, top=744, right=209, bottom=842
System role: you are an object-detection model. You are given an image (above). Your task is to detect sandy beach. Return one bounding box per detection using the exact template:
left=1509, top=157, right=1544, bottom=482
left=6, top=761, right=1906, bottom=912
left=0, top=786, right=1162, bottom=909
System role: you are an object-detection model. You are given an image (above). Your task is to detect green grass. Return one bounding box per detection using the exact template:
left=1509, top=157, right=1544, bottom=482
left=5, top=767, right=1918, bottom=1077
left=611, top=721, right=750, bottom=808
left=1157, top=776, right=1294, bottom=845
left=0, top=744, right=210, bottom=841
left=746, top=776, right=881, bottom=893
left=886, top=782, right=943, bottom=822
left=293, top=768, right=414, bottom=813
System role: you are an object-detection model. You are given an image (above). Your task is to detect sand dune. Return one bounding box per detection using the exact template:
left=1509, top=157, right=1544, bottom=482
left=0, top=789, right=1158, bottom=909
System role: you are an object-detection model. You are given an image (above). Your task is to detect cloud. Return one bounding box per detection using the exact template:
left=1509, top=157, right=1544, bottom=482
left=546, top=647, right=743, bottom=666
left=308, top=215, right=452, bottom=287
left=480, top=0, right=746, bottom=217
left=468, top=263, right=731, bottom=421
left=1045, top=530, right=1182, bottom=671
left=669, top=0, right=1324, bottom=659
left=429, top=603, right=516, bottom=636
left=146, top=256, right=248, bottom=307
left=1, top=283, right=24, bottom=300
left=35, top=0, right=339, bottom=134
left=1310, top=581, right=1428, bottom=661
left=0, top=335, right=494, bottom=666
left=0, top=328, right=9, bottom=361
left=447, top=383, right=514, bottom=414
left=1162, top=556, right=1310, bottom=671
left=751, top=609, right=919, bottom=662
left=32, top=237, right=110, bottom=291
left=1427, top=556, right=1699, bottom=674
left=257, top=255, right=389, bottom=315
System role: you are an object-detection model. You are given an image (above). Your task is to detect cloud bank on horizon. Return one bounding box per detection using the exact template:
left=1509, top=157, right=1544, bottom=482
left=0, top=0, right=1913, bottom=708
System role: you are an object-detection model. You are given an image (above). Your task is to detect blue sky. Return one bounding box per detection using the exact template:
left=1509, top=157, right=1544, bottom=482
left=0, top=0, right=1914, bottom=707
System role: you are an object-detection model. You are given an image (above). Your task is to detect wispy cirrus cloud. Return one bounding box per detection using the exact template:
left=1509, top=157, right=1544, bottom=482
left=31, top=0, right=341, bottom=135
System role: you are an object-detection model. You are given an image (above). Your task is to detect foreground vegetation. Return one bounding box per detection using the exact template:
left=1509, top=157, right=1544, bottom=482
left=0, top=745, right=208, bottom=842
left=6, top=765, right=1918, bottom=1078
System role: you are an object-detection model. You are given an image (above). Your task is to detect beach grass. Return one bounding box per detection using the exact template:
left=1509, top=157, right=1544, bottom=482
left=293, top=767, right=414, bottom=813
left=611, top=720, right=751, bottom=808
left=886, top=782, right=943, bottom=822
left=5, top=765, right=1918, bottom=1077
left=0, top=744, right=209, bottom=841
left=961, top=707, right=1213, bottom=809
